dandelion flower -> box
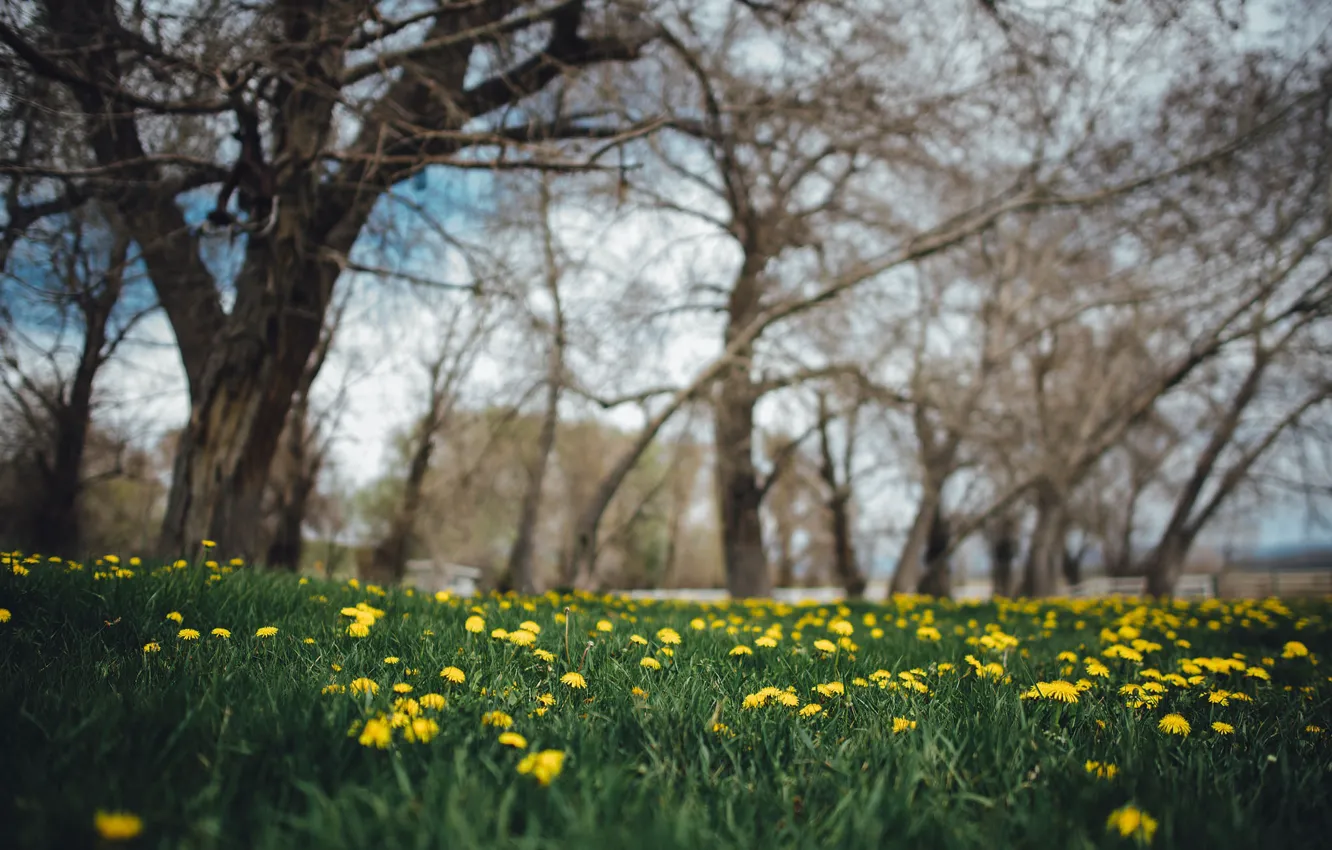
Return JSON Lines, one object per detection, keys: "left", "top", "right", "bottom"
{"left": 516, "top": 749, "right": 566, "bottom": 786}
{"left": 440, "top": 666, "right": 466, "bottom": 684}
{"left": 561, "top": 671, "right": 587, "bottom": 689}
{"left": 640, "top": 657, "right": 661, "bottom": 670}
{"left": 631, "top": 686, "right": 648, "bottom": 699}
{"left": 829, "top": 619, "right": 854, "bottom": 636}
{"left": 166, "top": 611, "right": 184, "bottom": 624}
{"left": 419, "top": 693, "right": 447, "bottom": 710}
{"left": 94, "top": 810, "right": 143, "bottom": 841}
{"left": 656, "top": 628, "right": 681, "bottom": 645}
{"left": 0, "top": 608, "right": 9, "bottom": 623}
{"left": 813, "top": 639, "right": 837, "bottom": 654}
{"left": 201, "top": 539, "right": 216, "bottom": 548}
{"left": 255, "top": 626, "right": 278, "bottom": 638}
{"left": 406, "top": 717, "right": 439, "bottom": 743}
{"left": 465, "top": 616, "right": 485, "bottom": 633}
{"left": 350, "top": 677, "right": 379, "bottom": 695}
{"left": 1212, "top": 721, "right": 1234, "bottom": 735}
{"left": 1158, "top": 713, "right": 1191, "bottom": 737}
{"left": 393, "top": 682, "right": 413, "bottom": 694}
{"left": 347, "top": 622, "right": 370, "bottom": 638}
{"left": 537, "top": 693, "right": 556, "bottom": 706}
{"left": 1282, "top": 641, "right": 1309, "bottom": 659}
{"left": 383, "top": 656, "right": 399, "bottom": 664}
{"left": 358, "top": 716, "right": 392, "bottom": 748}
{"left": 799, "top": 704, "right": 822, "bottom": 717}
{"left": 1084, "top": 761, "right": 1118, "bottom": 779}
{"left": 1306, "top": 725, "right": 1324, "bottom": 734}
{"left": 815, "top": 681, "right": 845, "bottom": 697}
{"left": 508, "top": 629, "right": 537, "bottom": 647}
{"left": 729, "top": 645, "right": 753, "bottom": 657}
{"left": 518, "top": 620, "right": 541, "bottom": 634}
{"left": 178, "top": 628, "right": 200, "bottom": 641}
{"left": 755, "top": 636, "right": 778, "bottom": 648}
{"left": 143, "top": 641, "right": 161, "bottom": 653}
{"left": 630, "top": 634, "right": 648, "bottom": 645}
{"left": 892, "top": 717, "right": 916, "bottom": 734}
{"left": 491, "top": 628, "right": 509, "bottom": 640}
{"left": 498, "top": 732, "right": 528, "bottom": 748}
{"left": 1245, "top": 666, "right": 1270, "bottom": 681}
{"left": 533, "top": 649, "right": 556, "bottom": 663}
{"left": 1024, "top": 680, "right": 1080, "bottom": 703}
{"left": 1105, "top": 804, "right": 1158, "bottom": 844}
{"left": 916, "top": 626, "right": 941, "bottom": 641}
{"left": 596, "top": 620, "right": 614, "bottom": 632}
{"left": 482, "top": 710, "right": 514, "bottom": 728}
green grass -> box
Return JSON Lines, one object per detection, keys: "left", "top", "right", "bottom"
{"left": 1, "top": 553, "right": 1329, "bottom": 849}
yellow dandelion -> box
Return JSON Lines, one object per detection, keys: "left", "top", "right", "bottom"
{"left": 498, "top": 732, "right": 528, "bottom": 748}
{"left": 347, "top": 621, "right": 370, "bottom": 638}
{"left": 1282, "top": 641, "right": 1309, "bottom": 659}
{"left": 178, "top": 628, "right": 200, "bottom": 641}
{"left": 384, "top": 656, "right": 400, "bottom": 664}
{"left": 729, "top": 645, "right": 753, "bottom": 657}
{"left": 143, "top": 642, "right": 161, "bottom": 653}
{"left": 393, "top": 683, "right": 413, "bottom": 694}
{"left": 94, "top": 810, "right": 143, "bottom": 841}
{"left": 465, "top": 615, "right": 485, "bottom": 633}
{"left": 537, "top": 692, "right": 556, "bottom": 706}
{"left": 1306, "top": 725, "right": 1324, "bottom": 734}
{"left": 166, "top": 611, "right": 184, "bottom": 624}
{"left": 812, "top": 639, "right": 837, "bottom": 654}
{"left": 656, "top": 627, "right": 681, "bottom": 645}
{"left": 210, "top": 628, "right": 230, "bottom": 639}
{"left": 640, "top": 657, "right": 662, "bottom": 670}
{"left": 1212, "top": 721, "right": 1234, "bottom": 735}
{"left": 799, "top": 704, "right": 822, "bottom": 717}
{"left": 519, "top": 620, "right": 542, "bottom": 634}
{"left": 358, "top": 716, "right": 392, "bottom": 748}
{"left": 419, "top": 693, "right": 447, "bottom": 710}
{"left": 631, "top": 687, "right": 648, "bottom": 699}
{"left": 755, "top": 636, "right": 778, "bottom": 648}
{"left": 0, "top": 608, "right": 9, "bottom": 623}
{"left": 533, "top": 649, "right": 556, "bottom": 663}
{"left": 516, "top": 749, "right": 566, "bottom": 786}
{"left": 507, "top": 629, "right": 537, "bottom": 647}
{"left": 254, "top": 626, "right": 278, "bottom": 638}
{"left": 596, "top": 620, "right": 614, "bottom": 632}
{"left": 1106, "top": 804, "right": 1158, "bottom": 844}
{"left": 630, "top": 634, "right": 648, "bottom": 645}
{"left": 1027, "top": 680, "right": 1080, "bottom": 703}
{"left": 406, "top": 717, "right": 439, "bottom": 743}
{"left": 561, "top": 671, "right": 587, "bottom": 689}
{"left": 201, "top": 539, "right": 216, "bottom": 548}
{"left": 1158, "top": 713, "right": 1191, "bottom": 737}
{"left": 892, "top": 717, "right": 916, "bottom": 734}
{"left": 440, "top": 666, "right": 466, "bottom": 684}
{"left": 482, "top": 710, "right": 514, "bottom": 728}
{"left": 350, "top": 677, "right": 379, "bottom": 695}
{"left": 829, "top": 619, "right": 854, "bottom": 636}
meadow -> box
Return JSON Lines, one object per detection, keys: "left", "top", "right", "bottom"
{"left": 1, "top": 550, "right": 1329, "bottom": 850}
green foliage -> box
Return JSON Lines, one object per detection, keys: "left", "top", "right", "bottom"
{"left": 1, "top": 553, "right": 1329, "bottom": 849}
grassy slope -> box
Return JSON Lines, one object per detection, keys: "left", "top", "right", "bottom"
{"left": 1, "top": 556, "right": 1329, "bottom": 850}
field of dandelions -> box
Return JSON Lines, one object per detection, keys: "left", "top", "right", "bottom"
{"left": 1, "top": 549, "right": 1329, "bottom": 849}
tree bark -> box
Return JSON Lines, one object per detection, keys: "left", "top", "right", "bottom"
{"left": 987, "top": 517, "right": 1018, "bottom": 598}
{"left": 816, "top": 396, "right": 865, "bottom": 598}
{"left": 916, "top": 501, "right": 952, "bottom": 598}
{"left": 1019, "top": 484, "right": 1065, "bottom": 597}
{"left": 890, "top": 484, "right": 941, "bottom": 594}
{"left": 715, "top": 362, "right": 771, "bottom": 598}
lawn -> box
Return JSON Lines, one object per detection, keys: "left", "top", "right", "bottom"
{"left": 1, "top": 550, "right": 1329, "bottom": 849}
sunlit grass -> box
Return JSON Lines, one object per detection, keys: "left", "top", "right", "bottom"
{"left": 1, "top": 550, "right": 1329, "bottom": 848}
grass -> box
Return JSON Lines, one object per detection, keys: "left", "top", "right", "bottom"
{"left": 1, "top": 551, "right": 1329, "bottom": 849}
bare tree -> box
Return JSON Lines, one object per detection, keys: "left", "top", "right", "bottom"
{"left": 1, "top": 0, "right": 660, "bottom": 558}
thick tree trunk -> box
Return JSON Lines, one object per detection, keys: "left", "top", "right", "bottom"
{"left": 890, "top": 484, "right": 941, "bottom": 594}
{"left": 916, "top": 502, "right": 952, "bottom": 598}
{"left": 988, "top": 518, "right": 1018, "bottom": 598}
{"left": 370, "top": 409, "right": 438, "bottom": 583}
{"left": 1143, "top": 530, "right": 1194, "bottom": 597}
{"left": 1019, "top": 486, "right": 1064, "bottom": 597}
{"left": 265, "top": 404, "right": 320, "bottom": 572}
{"left": 157, "top": 273, "right": 329, "bottom": 560}
{"left": 715, "top": 361, "right": 771, "bottom": 598}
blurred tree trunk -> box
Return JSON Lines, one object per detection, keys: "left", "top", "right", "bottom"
{"left": 506, "top": 177, "right": 564, "bottom": 595}
{"left": 1019, "top": 483, "right": 1065, "bottom": 597}
{"left": 917, "top": 502, "right": 952, "bottom": 598}
{"left": 987, "top": 516, "right": 1018, "bottom": 598}
{"left": 816, "top": 393, "right": 866, "bottom": 598}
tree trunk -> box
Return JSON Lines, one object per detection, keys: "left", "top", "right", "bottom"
{"left": 816, "top": 397, "right": 865, "bottom": 598}
{"left": 916, "top": 502, "right": 952, "bottom": 598}
{"left": 714, "top": 359, "right": 771, "bottom": 598}
{"left": 370, "top": 409, "right": 438, "bottom": 583}
{"left": 264, "top": 402, "right": 321, "bottom": 572}
{"left": 890, "top": 484, "right": 941, "bottom": 594}
{"left": 988, "top": 517, "right": 1018, "bottom": 598}
{"left": 507, "top": 375, "right": 560, "bottom": 594}
{"left": 1019, "top": 486, "right": 1064, "bottom": 597}
{"left": 1143, "top": 529, "right": 1194, "bottom": 597}
{"left": 505, "top": 176, "right": 564, "bottom": 595}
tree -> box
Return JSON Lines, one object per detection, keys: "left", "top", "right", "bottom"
{"left": 1, "top": 0, "right": 659, "bottom": 559}
{"left": 0, "top": 203, "right": 153, "bottom": 554}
